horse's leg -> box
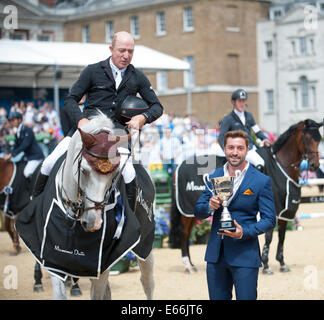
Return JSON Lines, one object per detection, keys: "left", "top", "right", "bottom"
{"left": 90, "top": 269, "right": 111, "bottom": 300}
{"left": 276, "top": 219, "right": 290, "bottom": 272}
{"left": 4, "top": 215, "right": 21, "bottom": 255}
{"left": 70, "top": 277, "right": 82, "bottom": 297}
{"left": 33, "top": 262, "right": 44, "bottom": 292}
{"left": 261, "top": 228, "right": 274, "bottom": 275}
{"left": 137, "top": 251, "right": 154, "bottom": 300}
{"left": 188, "top": 218, "right": 197, "bottom": 272}
{"left": 51, "top": 275, "right": 67, "bottom": 300}
{"left": 180, "top": 216, "right": 195, "bottom": 273}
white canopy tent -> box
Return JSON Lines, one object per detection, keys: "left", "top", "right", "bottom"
{"left": 0, "top": 40, "right": 190, "bottom": 115}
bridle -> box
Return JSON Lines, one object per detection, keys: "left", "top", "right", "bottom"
{"left": 59, "top": 143, "right": 130, "bottom": 222}
{"left": 288, "top": 123, "right": 320, "bottom": 172}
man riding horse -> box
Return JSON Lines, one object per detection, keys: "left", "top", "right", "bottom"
{"left": 4, "top": 111, "right": 44, "bottom": 185}
{"left": 218, "top": 89, "right": 271, "bottom": 172}
{"left": 32, "top": 31, "right": 163, "bottom": 209}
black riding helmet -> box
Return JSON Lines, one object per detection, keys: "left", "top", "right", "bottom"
{"left": 231, "top": 89, "right": 248, "bottom": 101}
{"left": 8, "top": 111, "right": 23, "bottom": 121}
{"left": 116, "top": 95, "right": 149, "bottom": 126}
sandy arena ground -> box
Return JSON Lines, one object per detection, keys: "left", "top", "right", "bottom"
{"left": 0, "top": 188, "right": 324, "bottom": 300}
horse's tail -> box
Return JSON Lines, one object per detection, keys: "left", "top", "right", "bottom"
{"left": 168, "top": 174, "right": 183, "bottom": 249}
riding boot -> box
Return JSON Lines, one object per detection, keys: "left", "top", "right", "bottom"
{"left": 125, "top": 178, "right": 137, "bottom": 212}
{"left": 32, "top": 173, "right": 49, "bottom": 198}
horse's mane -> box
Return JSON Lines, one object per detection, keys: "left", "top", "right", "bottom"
{"left": 272, "top": 121, "right": 301, "bottom": 154}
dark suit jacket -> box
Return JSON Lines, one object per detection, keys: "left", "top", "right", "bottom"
{"left": 218, "top": 110, "right": 267, "bottom": 150}
{"left": 11, "top": 125, "right": 44, "bottom": 161}
{"left": 194, "top": 165, "right": 276, "bottom": 268}
{"left": 64, "top": 57, "right": 163, "bottom": 129}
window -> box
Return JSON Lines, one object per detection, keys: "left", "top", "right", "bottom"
{"left": 291, "top": 40, "right": 296, "bottom": 56}
{"left": 309, "top": 38, "right": 315, "bottom": 54}
{"left": 10, "top": 29, "right": 29, "bottom": 40}
{"left": 299, "top": 37, "right": 307, "bottom": 55}
{"left": 265, "top": 41, "right": 272, "bottom": 59}
{"left": 130, "top": 16, "right": 140, "bottom": 39}
{"left": 156, "top": 71, "right": 168, "bottom": 91}
{"left": 183, "top": 7, "right": 194, "bottom": 32}
{"left": 292, "top": 88, "right": 298, "bottom": 109}
{"left": 311, "top": 86, "right": 316, "bottom": 107}
{"left": 266, "top": 90, "right": 274, "bottom": 112}
{"left": 106, "top": 21, "right": 114, "bottom": 44}
{"left": 183, "top": 56, "right": 195, "bottom": 88}
{"left": 82, "top": 25, "right": 90, "bottom": 43}
{"left": 270, "top": 7, "right": 284, "bottom": 20}
{"left": 156, "top": 12, "right": 166, "bottom": 36}
{"left": 300, "top": 76, "right": 309, "bottom": 108}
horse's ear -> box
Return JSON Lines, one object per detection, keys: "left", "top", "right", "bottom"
{"left": 78, "top": 128, "right": 97, "bottom": 148}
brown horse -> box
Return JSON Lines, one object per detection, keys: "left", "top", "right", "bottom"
{"left": 0, "top": 158, "right": 22, "bottom": 254}
{"left": 170, "top": 119, "right": 322, "bottom": 273}
{"left": 259, "top": 119, "right": 322, "bottom": 274}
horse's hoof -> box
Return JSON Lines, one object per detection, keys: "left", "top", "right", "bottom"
{"left": 280, "top": 265, "right": 290, "bottom": 272}
{"left": 262, "top": 268, "right": 274, "bottom": 275}
{"left": 70, "top": 285, "right": 82, "bottom": 297}
{"left": 191, "top": 265, "right": 198, "bottom": 272}
{"left": 9, "top": 246, "right": 22, "bottom": 256}
{"left": 33, "top": 283, "right": 44, "bottom": 292}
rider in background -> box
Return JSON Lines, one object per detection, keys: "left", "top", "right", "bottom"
{"left": 217, "top": 89, "right": 271, "bottom": 172}
{"left": 3, "top": 111, "right": 44, "bottom": 181}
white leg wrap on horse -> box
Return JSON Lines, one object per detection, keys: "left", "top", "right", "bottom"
{"left": 50, "top": 275, "right": 67, "bottom": 300}
{"left": 41, "top": 137, "right": 71, "bottom": 176}
{"left": 118, "top": 147, "right": 136, "bottom": 184}
{"left": 246, "top": 149, "right": 265, "bottom": 167}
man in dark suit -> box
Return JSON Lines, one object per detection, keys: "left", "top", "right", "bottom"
{"left": 217, "top": 89, "right": 271, "bottom": 171}
{"left": 4, "top": 111, "right": 44, "bottom": 179}
{"left": 33, "top": 31, "right": 163, "bottom": 210}
{"left": 194, "top": 130, "right": 276, "bottom": 300}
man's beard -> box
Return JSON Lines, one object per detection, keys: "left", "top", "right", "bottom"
{"left": 227, "top": 156, "right": 244, "bottom": 167}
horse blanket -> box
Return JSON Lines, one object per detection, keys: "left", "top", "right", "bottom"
{"left": 175, "top": 154, "right": 217, "bottom": 217}
{"left": 257, "top": 147, "right": 301, "bottom": 221}
{"left": 0, "top": 162, "right": 33, "bottom": 218}
{"left": 15, "top": 155, "right": 155, "bottom": 280}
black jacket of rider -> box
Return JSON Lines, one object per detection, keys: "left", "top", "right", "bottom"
{"left": 64, "top": 57, "right": 163, "bottom": 131}
{"left": 218, "top": 110, "right": 267, "bottom": 150}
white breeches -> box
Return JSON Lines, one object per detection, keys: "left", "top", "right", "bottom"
{"left": 24, "top": 159, "right": 42, "bottom": 178}
{"left": 40, "top": 137, "right": 136, "bottom": 183}
{"left": 41, "top": 136, "right": 72, "bottom": 176}
{"left": 246, "top": 148, "right": 265, "bottom": 167}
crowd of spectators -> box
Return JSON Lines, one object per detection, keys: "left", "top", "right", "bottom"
{"left": 1, "top": 101, "right": 279, "bottom": 174}
{"left": 0, "top": 100, "right": 63, "bottom": 156}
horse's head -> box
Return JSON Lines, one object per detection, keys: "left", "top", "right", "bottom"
{"left": 66, "top": 122, "right": 131, "bottom": 232}
{"left": 301, "top": 119, "right": 323, "bottom": 171}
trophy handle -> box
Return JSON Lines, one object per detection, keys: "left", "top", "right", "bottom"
{"left": 203, "top": 173, "right": 214, "bottom": 195}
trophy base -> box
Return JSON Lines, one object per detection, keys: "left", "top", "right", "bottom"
{"left": 218, "top": 220, "right": 236, "bottom": 233}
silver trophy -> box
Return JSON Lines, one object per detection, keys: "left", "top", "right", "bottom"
{"left": 203, "top": 174, "right": 236, "bottom": 232}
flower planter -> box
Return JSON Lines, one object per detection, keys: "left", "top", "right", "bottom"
{"left": 110, "top": 258, "right": 130, "bottom": 274}
{"left": 153, "top": 235, "right": 163, "bottom": 248}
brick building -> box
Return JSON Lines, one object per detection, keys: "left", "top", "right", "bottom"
{"left": 61, "top": 0, "right": 270, "bottom": 126}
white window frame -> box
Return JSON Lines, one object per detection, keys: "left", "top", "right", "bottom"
{"left": 183, "top": 7, "right": 194, "bottom": 32}
{"left": 183, "top": 56, "right": 195, "bottom": 88}
{"left": 264, "top": 41, "right": 272, "bottom": 59}
{"left": 266, "top": 89, "right": 274, "bottom": 113}
{"left": 130, "top": 16, "right": 140, "bottom": 39}
{"left": 156, "top": 11, "right": 166, "bottom": 36}
{"left": 156, "top": 71, "right": 168, "bottom": 91}
{"left": 270, "top": 7, "right": 285, "bottom": 20}
{"left": 300, "top": 76, "right": 309, "bottom": 108}
{"left": 82, "top": 25, "right": 90, "bottom": 43}
{"left": 105, "top": 20, "right": 114, "bottom": 44}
